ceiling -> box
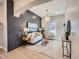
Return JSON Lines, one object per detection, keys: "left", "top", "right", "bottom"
{"left": 14, "top": 0, "right": 52, "bottom": 17}
{"left": 29, "top": 0, "right": 68, "bottom": 17}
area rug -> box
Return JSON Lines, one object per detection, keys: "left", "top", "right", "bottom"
{"left": 26, "top": 40, "right": 62, "bottom": 59}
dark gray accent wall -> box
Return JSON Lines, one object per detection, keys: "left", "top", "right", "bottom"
{"left": 7, "top": 0, "right": 41, "bottom": 51}
{"left": 19, "top": 10, "right": 41, "bottom": 28}
{"left": 7, "top": 16, "right": 22, "bottom": 52}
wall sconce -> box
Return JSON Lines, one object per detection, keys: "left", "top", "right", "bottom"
{"left": 23, "top": 27, "right": 29, "bottom": 32}
{"left": 23, "top": 27, "right": 29, "bottom": 35}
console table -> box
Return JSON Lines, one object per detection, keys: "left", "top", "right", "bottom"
{"left": 62, "top": 40, "right": 72, "bottom": 59}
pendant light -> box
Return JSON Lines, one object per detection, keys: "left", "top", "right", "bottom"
{"left": 44, "top": 9, "right": 50, "bottom": 22}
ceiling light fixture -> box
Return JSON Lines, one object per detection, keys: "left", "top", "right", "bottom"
{"left": 56, "top": 11, "right": 58, "bottom": 14}
{"left": 33, "top": 6, "right": 36, "bottom": 9}
{"left": 43, "top": 9, "right": 50, "bottom": 22}
{"left": 52, "top": 0, "right": 56, "bottom": 2}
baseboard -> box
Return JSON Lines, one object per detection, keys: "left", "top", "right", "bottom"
{"left": 0, "top": 46, "right": 7, "bottom": 53}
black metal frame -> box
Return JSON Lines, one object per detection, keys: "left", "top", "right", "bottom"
{"left": 62, "top": 40, "right": 71, "bottom": 59}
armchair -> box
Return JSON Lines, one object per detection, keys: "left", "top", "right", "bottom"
{"left": 46, "top": 32, "right": 55, "bottom": 40}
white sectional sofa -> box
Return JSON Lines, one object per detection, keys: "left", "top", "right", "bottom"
{"left": 23, "top": 32, "right": 42, "bottom": 44}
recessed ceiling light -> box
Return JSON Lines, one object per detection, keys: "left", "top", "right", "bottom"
{"left": 56, "top": 11, "right": 58, "bottom": 14}
{"left": 53, "top": 0, "right": 56, "bottom": 2}
{"left": 33, "top": 6, "right": 36, "bottom": 9}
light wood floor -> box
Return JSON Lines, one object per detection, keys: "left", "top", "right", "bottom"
{"left": 5, "top": 47, "right": 51, "bottom": 59}
{"left": 0, "top": 40, "right": 69, "bottom": 59}
{"left": 0, "top": 37, "right": 79, "bottom": 59}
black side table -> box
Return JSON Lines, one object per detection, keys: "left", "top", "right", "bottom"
{"left": 62, "top": 40, "right": 72, "bottom": 59}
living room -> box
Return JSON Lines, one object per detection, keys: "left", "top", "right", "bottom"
{"left": 0, "top": 0, "right": 79, "bottom": 59}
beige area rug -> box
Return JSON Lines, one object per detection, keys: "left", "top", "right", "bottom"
{"left": 26, "top": 40, "right": 62, "bottom": 59}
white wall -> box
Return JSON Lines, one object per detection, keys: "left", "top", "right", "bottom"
{"left": 0, "top": 3, "right": 3, "bottom": 48}
{"left": 42, "top": 14, "right": 65, "bottom": 39}
{"left": 0, "top": 4, "right": 3, "bottom": 22}
{"left": 65, "top": 0, "right": 79, "bottom": 59}
{"left": 3, "top": 0, "right": 7, "bottom": 52}
{"left": 0, "top": 0, "right": 7, "bottom": 52}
